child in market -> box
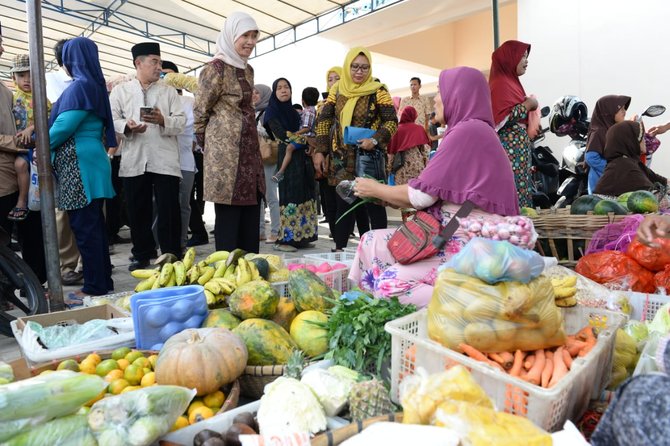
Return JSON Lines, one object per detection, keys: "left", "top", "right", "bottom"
{"left": 272, "top": 87, "right": 320, "bottom": 183}
{"left": 8, "top": 54, "right": 51, "bottom": 221}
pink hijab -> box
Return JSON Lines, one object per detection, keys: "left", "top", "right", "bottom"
{"left": 409, "top": 67, "right": 520, "bottom": 216}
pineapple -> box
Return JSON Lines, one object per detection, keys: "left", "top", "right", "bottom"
{"left": 283, "top": 350, "right": 306, "bottom": 379}
{"left": 348, "top": 379, "right": 395, "bottom": 422}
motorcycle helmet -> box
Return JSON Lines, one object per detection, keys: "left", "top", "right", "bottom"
{"left": 549, "top": 96, "right": 589, "bottom": 137}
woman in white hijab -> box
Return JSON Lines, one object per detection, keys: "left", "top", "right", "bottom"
{"left": 193, "top": 12, "right": 266, "bottom": 253}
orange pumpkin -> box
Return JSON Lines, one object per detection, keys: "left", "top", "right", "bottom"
{"left": 154, "top": 328, "right": 248, "bottom": 396}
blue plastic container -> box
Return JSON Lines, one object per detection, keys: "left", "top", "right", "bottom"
{"left": 130, "top": 285, "right": 208, "bottom": 350}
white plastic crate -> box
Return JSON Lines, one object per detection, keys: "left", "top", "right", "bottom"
{"left": 270, "top": 259, "right": 347, "bottom": 298}
{"left": 627, "top": 291, "right": 670, "bottom": 321}
{"left": 304, "top": 250, "right": 357, "bottom": 267}
{"left": 300, "top": 257, "right": 353, "bottom": 292}
{"left": 385, "top": 306, "right": 625, "bottom": 432}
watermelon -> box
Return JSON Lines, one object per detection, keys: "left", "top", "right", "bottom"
{"left": 288, "top": 269, "right": 335, "bottom": 312}
{"left": 617, "top": 192, "right": 633, "bottom": 209}
{"left": 593, "top": 199, "right": 627, "bottom": 215}
{"left": 232, "top": 318, "right": 297, "bottom": 365}
{"left": 228, "top": 280, "right": 279, "bottom": 320}
{"left": 570, "top": 195, "right": 602, "bottom": 215}
{"left": 627, "top": 190, "right": 659, "bottom": 214}
{"left": 201, "top": 309, "right": 241, "bottom": 330}
{"left": 289, "top": 310, "right": 329, "bottom": 358}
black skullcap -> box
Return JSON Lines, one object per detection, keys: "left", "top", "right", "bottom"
{"left": 161, "top": 60, "right": 178, "bottom": 73}
{"left": 131, "top": 42, "right": 160, "bottom": 61}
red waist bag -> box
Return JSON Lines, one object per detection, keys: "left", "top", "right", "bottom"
{"left": 388, "top": 201, "right": 474, "bottom": 264}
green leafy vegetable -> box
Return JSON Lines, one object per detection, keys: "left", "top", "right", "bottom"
{"left": 324, "top": 292, "right": 416, "bottom": 379}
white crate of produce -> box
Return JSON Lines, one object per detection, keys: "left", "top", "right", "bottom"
{"left": 627, "top": 291, "right": 670, "bottom": 321}
{"left": 385, "top": 306, "right": 625, "bottom": 432}
{"left": 304, "top": 251, "right": 357, "bottom": 267}
{"left": 300, "top": 257, "right": 353, "bottom": 292}
{"left": 270, "top": 259, "right": 346, "bottom": 298}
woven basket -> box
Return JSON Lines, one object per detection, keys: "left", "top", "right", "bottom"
{"left": 530, "top": 208, "right": 626, "bottom": 267}
{"left": 217, "top": 379, "right": 240, "bottom": 414}
{"left": 311, "top": 412, "right": 403, "bottom": 446}
{"left": 238, "top": 364, "right": 286, "bottom": 400}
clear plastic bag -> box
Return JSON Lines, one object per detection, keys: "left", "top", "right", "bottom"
{"left": 88, "top": 385, "right": 195, "bottom": 446}
{"left": 457, "top": 216, "right": 538, "bottom": 249}
{"left": 3, "top": 414, "right": 96, "bottom": 446}
{"left": 428, "top": 269, "right": 566, "bottom": 352}
{"left": 443, "top": 238, "right": 545, "bottom": 284}
{"left": 0, "top": 371, "right": 106, "bottom": 442}
{"left": 27, "top": 319, "right": 119, "bottom": 349}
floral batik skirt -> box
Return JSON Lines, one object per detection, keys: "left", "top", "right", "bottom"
{"left": 348, "top": 228, "right": 464, "bottom": 308}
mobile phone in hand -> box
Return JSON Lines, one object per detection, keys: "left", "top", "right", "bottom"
{"left": 140, "top": 107, "right": 153, "bottom": 121}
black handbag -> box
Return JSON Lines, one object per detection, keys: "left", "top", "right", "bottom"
{"left": 391, "top": 151, "right": 406, "bottom": 174}
{"left": 355, "top": 147, "right": 386, "bottom": 181}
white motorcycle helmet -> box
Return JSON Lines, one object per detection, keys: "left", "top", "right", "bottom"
{"left": 549, "top": 96, "right": 589, "bottom": 137}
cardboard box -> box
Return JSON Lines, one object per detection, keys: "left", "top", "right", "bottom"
{"left": 11, "top": 304, "right": 135, "bottom": 365}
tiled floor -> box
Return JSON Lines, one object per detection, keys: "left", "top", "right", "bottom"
{"left": 0, "top": 203, "right": 402, "bottom": 361}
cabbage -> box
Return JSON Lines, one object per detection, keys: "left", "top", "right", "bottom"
{"left": 257, "top": 377, "right": 327, "bottom": 435}
{"left": 624, "top": 320, "right": 650, "bottom": 347}
{"left": 648, "top": 303, "right": 670, "bottom": 335}
{"left": 301, "top": 369, "right": 354, "bottom": 417}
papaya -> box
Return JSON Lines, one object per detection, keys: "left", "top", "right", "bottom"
{"left": 232, "top": 319, "right": 297, "bottom": 365}
{"left": 290, "top": 310, "right": 329, "bottom": 357}
{"left": 201, "top": 309, "right": 241, "bottom": 330}
{"left": 569, "top": 195, "right": 602, "bottom": 215}
{"left": 288, "top": 269, "right": 334, "bottom": 312}
{"left": 270, "top": 297, "right": 298, "bottom": 332}
{"left": 593, "top": 199, "right": 627, "bottom": 215}
{"left": 228, "top": 280, "right": 279, "bottom": 320}
{"left": 627, "top": 190, "right": 659, "bottom": 213}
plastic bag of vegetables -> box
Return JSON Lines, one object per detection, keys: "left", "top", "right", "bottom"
{"left": 2, "top": 414, "right": 96, "bottom": 446}
{"left": 427, "top": 269, "right": 566, "bottom": 353}
{"left": 443, "top": 238, "right": 545, "bottom": 284}
{"left": 87, "top": 385, "right": 195, "bottom": 446}
{"left": 457, "top": 215, "right": 538, "bottom": 249}
{"left": 0, "top": 370, "right": 106, "bottom": 442}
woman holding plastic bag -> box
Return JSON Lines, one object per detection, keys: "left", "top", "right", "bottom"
{"left": 349, "top": 67, "right": 521, "bottom": 307}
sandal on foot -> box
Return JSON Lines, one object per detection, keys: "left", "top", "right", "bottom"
{"left": 273, "top": 243, "right": 297, "bottom": 253}
{"left": 64, "top": 291, "right": 87, "bottom": 308}
{"left": 7, "top": 207, "right": 29, "bottom": 221}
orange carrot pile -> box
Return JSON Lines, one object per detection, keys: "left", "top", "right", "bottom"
{"left": 457, "top": 325, "right": 597, "bottom": 389}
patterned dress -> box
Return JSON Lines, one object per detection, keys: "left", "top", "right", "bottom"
{"left": 388, "top": 144, "right": 429, "bottom": 185}
{"left": 497, "top": 103, "right": 533, "bottom": 208}
{"left": 266, "top": 119, "right": 318, "bottom": 247}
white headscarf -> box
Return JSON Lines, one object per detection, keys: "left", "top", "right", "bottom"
{"left": 213, "top": 12, "right": 259, "bottom": 69}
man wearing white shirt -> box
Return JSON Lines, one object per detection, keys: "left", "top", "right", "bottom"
{"left": 109, "top": 42, "right": 185, "bottom": 270}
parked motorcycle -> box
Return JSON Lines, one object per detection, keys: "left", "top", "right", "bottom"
{"left": 530, "top": 106, "right": 560, "bottom": 208}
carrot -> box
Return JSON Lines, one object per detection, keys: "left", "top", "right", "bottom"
{"left": 577, "top": 327, "right": 597, "bottom": 357}
{"left": 541, "top": 357, "right": 553, "bottom": 388}
{"left": 566, "top": 339, "right": 587, "bottom": 357}
{"left": 490, "top": 352, "right": 514, "bottom": 370}
{"left": 459, "top": 343, "right": 505, "bottom": 371}
{"left": 524, "top": 349, "right": 545, "bottom": 386}
{"left": 524, "top": 355, "right": 536, "bottom": 371}
{"left": 509, "top": 349, "right": 525, "bottom": 377}
{"left": 548, "top": 347, "right": 569, "bottom": 387}
{"left": 562, "top": 347, "right": 573, "bottom": 369}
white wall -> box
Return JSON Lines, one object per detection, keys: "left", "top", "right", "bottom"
{"left": 518, "top": 0, "right": 670, "bottom": 177}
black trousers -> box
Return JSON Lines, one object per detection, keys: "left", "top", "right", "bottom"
{"left": 124, "top": 172, "right": 181, "bottom": 261}
{"left": 0, "top": 192, "right": 46, "bottom": 283}
{"left": 106, "top": 156, "right": 126, "bottom": 239}
{"left": 189, "top": 152, "right": 207, "bottom": 238}
{"left": 69, "top": 199, "right": 113, "bottom": 295}
{"left": 324, "top": 185, "right": 387, "bottom": 249}
{"left": 214, "top": 202, "right": 260, "bottom": 253}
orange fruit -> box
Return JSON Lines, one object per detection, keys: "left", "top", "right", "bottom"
{"left": 147, "top": 354, "right": 158, "bottom": 370}
{"left": 116, "top": 358, "right": 130, "bottom": 371}
{"left": 203, "top": 390, "right": 225, "bottom": 408}
{"left": 188, "top": 406, "right": 214, "bottom": 425}
{"left": 95, "top": 359, "right": 119, "bottom": 377}
{"left": 125, "top": 351, "right": 144, "bottom": 363}
{"left": 85, "top": 353, "right": 102, "bottom": 365}
{"left": 133, "top": 356, "right": 150, "bottom": 370}
{"left": 124, "top": 364, "right": 144, "bottom": 385}
{"left": 187, "top": 400, "right": 205, "bottom": 415}
{"left": 111, "top": 347, "right": 131, "bottom": 360}
{"left": 57, "top": 359, "right": 80, "bottom": 372}
{"left": 140, "top": 371, "right": 155, "bottom": 387}
{"left": 171, "top": 415, "right": 189, "bottom": 432}
{"left": 104, "top": 369, "right": 124, "bottom": 382}
{"left": 108, "top": 378, "right": 129, "bottom": 395}
{"left": 121, "top": 385, "right": 141, "bottom": 394}
{"left": 78, "top": 359, "right": 97, "bottom": 375}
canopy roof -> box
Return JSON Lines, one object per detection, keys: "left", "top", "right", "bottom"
{"left": 1, "top": 0, "right": 403, "bottom": 78}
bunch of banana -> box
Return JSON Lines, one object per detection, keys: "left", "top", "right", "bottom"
{"left": 551, "top": 276, "right": 578, "bottom": 307}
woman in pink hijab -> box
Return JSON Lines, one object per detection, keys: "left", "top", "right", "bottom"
{"left": 350, "top": 67, "right": 519, "bottom": 307}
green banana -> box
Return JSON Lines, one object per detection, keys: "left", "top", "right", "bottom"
{"left": 182, "top": 247, "right": 196, "bottom": 271}
{"left": 173, "top": 260, "right": 186, "bottom": 286}
{"left": 204, "top": 289, "right": 216, "bottom": 305}
{"left": 204, "top": 280, "right": 222, "bottom": 295}
{"left": 166, "top": 272, "right": 176, "bottom": 287}
{"left": 204, "top": 250, "right": 230, "bottom": 265}
{"left": 223, "top": 264, "right": 237, "bottom": 281}
{"left": 130, "top": 268, "right": 159, "bottom": 279}
{"left": 151, "top": 275, "right": 162, "bottom": 289}
{"left": 158, "top": 262, "right": 174, "bottom": 287}
{"left": 213, "top": 261, "right": 228, "bottom": 278}
{"left": 135, "top": 273, "right": 159, "bottom": 292}
{"left": 197, "top": 266, "right": 216, "bottom": 285}
{"left": 247, "top": 261, "right": 261, "bottom": 281}
{"left": 212, "top": 278, "right": 236, "bottom": 294}
{"left": 236, "top": 258, "right": 251, "bottom": 286}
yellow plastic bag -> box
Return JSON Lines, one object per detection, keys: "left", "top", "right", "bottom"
{"left": 427, "top": 269, "right": 566, "bottom": 352}
{"left": 433, "top": 400, "right": 552, "bottom": 446}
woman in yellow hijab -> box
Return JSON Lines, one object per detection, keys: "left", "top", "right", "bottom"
{"left": 313, "top": 47, "right": 398, "bottom": 252}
